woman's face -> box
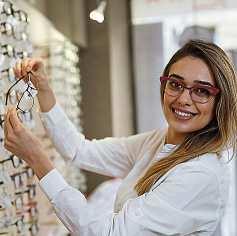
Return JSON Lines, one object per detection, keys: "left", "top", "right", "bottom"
{"left": 163, "top": 56, "right": 217, "bottom": 144}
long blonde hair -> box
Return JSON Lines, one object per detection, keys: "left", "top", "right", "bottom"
{"left": 135, "top": 40, "right": 237, "bottom": 196}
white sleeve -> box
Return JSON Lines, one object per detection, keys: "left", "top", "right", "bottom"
{"left": 40, "top": 103, "right": 156, "bottom": 178}
{"left": 39, "top": 163, "right": 221, "bottom": 236}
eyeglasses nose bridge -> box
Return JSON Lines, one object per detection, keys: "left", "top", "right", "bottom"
{"left": 178, "top": 85, "right": 193, "bottom": 99}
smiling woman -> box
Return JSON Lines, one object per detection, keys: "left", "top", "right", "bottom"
{"left": 136, "top": 40, "right": 237, "bottom": 195}
{"left": 162, "top": 56, "right": 218, "bottom": 142}
{"left": 3, "top": 40, "right": 237, "bottom": 236}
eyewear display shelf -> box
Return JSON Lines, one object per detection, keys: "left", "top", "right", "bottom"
{"left": 0, "top": 0, "right": 39, "bottom": 235}
{"left": 0, "top": 1, "right": 86, "bottom": 235}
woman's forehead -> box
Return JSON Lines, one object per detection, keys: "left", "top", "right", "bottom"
{"left": 169, "top": 56, "right": 215, "bottom": 85}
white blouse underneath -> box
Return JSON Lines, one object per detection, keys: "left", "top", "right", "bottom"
{"left": 39, "top": 104, "right": 230, "bottom": 236}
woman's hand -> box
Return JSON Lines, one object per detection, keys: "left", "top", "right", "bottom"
{"left": 14, "top": 58, "right": 56, "bottom": 112}
{"left": 4, "top": 107, "right": 54, "bottom": 179}
{"left": 14, "top": 58, "right": 50, "bottom": 92}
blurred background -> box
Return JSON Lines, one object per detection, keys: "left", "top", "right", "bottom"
{"left": 0, "top": 0, "right": 236, "bottom": 235}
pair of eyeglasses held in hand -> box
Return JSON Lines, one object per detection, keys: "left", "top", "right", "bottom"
{"left": 0, "top": 71, "right": 37, "bottom": 127}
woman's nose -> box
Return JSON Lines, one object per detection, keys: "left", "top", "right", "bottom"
{"left": 176, "top": 88, "right": 193, "bottom": 105}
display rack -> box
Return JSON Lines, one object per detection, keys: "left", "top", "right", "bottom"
{"left": 0, "top": 0, "right": 39, "bottom": 235}
{"left": 0, "top": 1, "right": 86, "bottom": 235}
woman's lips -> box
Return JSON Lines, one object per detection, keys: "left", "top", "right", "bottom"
{"left": 171, "top": 107, "right": 197, "bottom": 120}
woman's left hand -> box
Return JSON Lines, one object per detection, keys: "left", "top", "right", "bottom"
{"left": 3, "top": 107, "right": 54, "bottom": 179}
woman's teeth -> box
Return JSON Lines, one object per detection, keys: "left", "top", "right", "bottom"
{"left": 173, "top": 109, "right": 194, "bottom": 119}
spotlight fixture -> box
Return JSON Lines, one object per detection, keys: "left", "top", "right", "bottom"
{"left": 89, "top": 0, "right": 107, "bottom": 23}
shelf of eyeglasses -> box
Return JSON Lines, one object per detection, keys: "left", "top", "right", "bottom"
{"left": 35, "top": 39, "right": 78, "bottom": 51}
{"left": 35, "top": 40, "right": 78, "bottom": 54}
{"left": 1, "top": 166, "right": 35, "bottom": 186}
{"left": 52, "top": 78, "right": 81, "bottom": 87}
{"left": 63, "top": 108, "right": 81, "bottom": 118}
{"left": 54, "top": 92, "right": 81, "bottom": 102}
{"left": 40, "top": 50, "right": 78, "bottom": 60}
{"left": 0, "top": 158, "right": 34, "bottom": 172}
{"left": 48, "top": 40, "right": 78, "bottom": 52}
{"left": 0, "top": 189, "right": 38, "bottom": 214}
{"left": 0, "top": 20, "right": 28, "bottom": 36}
{"left": 0, "top": 67, "right": 16, "bottom": 84}
{"left": 54, "top": 93, "right": 82, "bottom": 103}
{"left": 0, "top": 40, "right": 31, "bottom": 55}
{"left": 45, "top": 65, "right": 80, "bottom": 77}
{"left": 67, "top": 109, "right": 81, "bottom": 118}
{"left": 59, "top": 98, "right": 81, "bottom": 108}
{"left": 0, "top": 1, "right": 29, "bottom": 25}
{"left": 51, "top": 75, "right": 81, "bottom": 85}
{"left": 0, "top": 213, "right": 39, "bottom": 236}
{"left": 42, "top": 51, "right": 79, "bottom": 64}
{"left": 49, "top": 78, "right": 81, "bottom": 88}
{"left": 53, "top": 91, "right": 81, "bottom": 102}
{"left": 53, "top": 99, "right": 81, "bottom": 110}
{"left": 0, "top": 188, "right": 38, "bottom": 234}
{"left": 0, "top": 43, "right": 32, "bottom": 61}
{"left": 51, "top": 85, "right": 81, "bottom": 97}
{"left": 0, "top": 166, "right": 35, "bottom": 193}
{"left": 49, "top": 75, "right": 81, "bottom": 85}
{"left": 55, "top": 93, "right": 82, "bottom": 102}
{"left": 0, "top": 185, "right": 37, "bottom": 211}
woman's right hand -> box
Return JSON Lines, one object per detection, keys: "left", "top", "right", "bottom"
{"left": 14, "top": 58, "right": 50, "bottom": 92}
{"left": 14, "top": 58, "right": 56, "bottom": 112}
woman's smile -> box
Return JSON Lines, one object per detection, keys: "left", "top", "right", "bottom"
{"left": 171, "top": 106, "right": 198, "bottom": 120}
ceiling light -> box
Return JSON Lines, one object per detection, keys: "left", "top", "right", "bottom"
{"left": 89, "top": 0, "right": 107, "bottom": 23}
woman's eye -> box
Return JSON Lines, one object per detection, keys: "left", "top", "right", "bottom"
{"left": 169, "top": 80, "right": 183, "bottom": 90}
{"left": 194, "top": 87, "right": 211, "bottom": 97}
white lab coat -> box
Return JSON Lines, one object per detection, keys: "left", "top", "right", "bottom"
{"left": 39, "top": 104, "right": 230, "bottom": 236}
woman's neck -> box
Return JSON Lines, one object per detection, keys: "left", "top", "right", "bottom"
{"left": 166, "top": 128, "right": 187, "bottom": 145}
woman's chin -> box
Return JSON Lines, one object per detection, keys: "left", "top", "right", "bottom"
{"left": 168, "top": 120, "right": 198, "bottom": 136}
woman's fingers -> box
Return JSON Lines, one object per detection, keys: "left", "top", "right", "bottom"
{"left": 13, "top": 58, "right": 50, "bottom": 92}
{"left": 4, "top": 108, "right": 24, "bottom": 154}
{"left": 4, "top": 108, "right": 22, "bottom": 132}
{"left": 22, "top": 58, "right": 31, "bottom": 74}
{"left": 14, "top": 58, "right": 44, "bottom": 80}
{"left": 4, "top": 107, "right": 14, "bottom": 138}
{"left": 14, "top": 59, "right": 32, "bottom": 83}
{"left": 8, "top": 108, "right": 22, "bottom": 132}
{"left": 3, "top": 107, "right": 50, "bottom": 169}
{"left": 14, "top": 61, "right": 22, "bottom": 78}
{"left": 22, "top": 58, "right": 36, "bottom": 72}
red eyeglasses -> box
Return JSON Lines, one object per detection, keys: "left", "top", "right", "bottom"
{"left": 160, "top": 76, "right": 220, "bottom": 104}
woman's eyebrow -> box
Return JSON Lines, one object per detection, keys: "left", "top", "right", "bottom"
{"left": 169, "top": 73, "right": 184, "bottom": 80}
{"left": 170, "top": 73, "right": 215, "bottom": 87}
{"left": 194, "top": 80, "right": 214, "bottom": 87}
